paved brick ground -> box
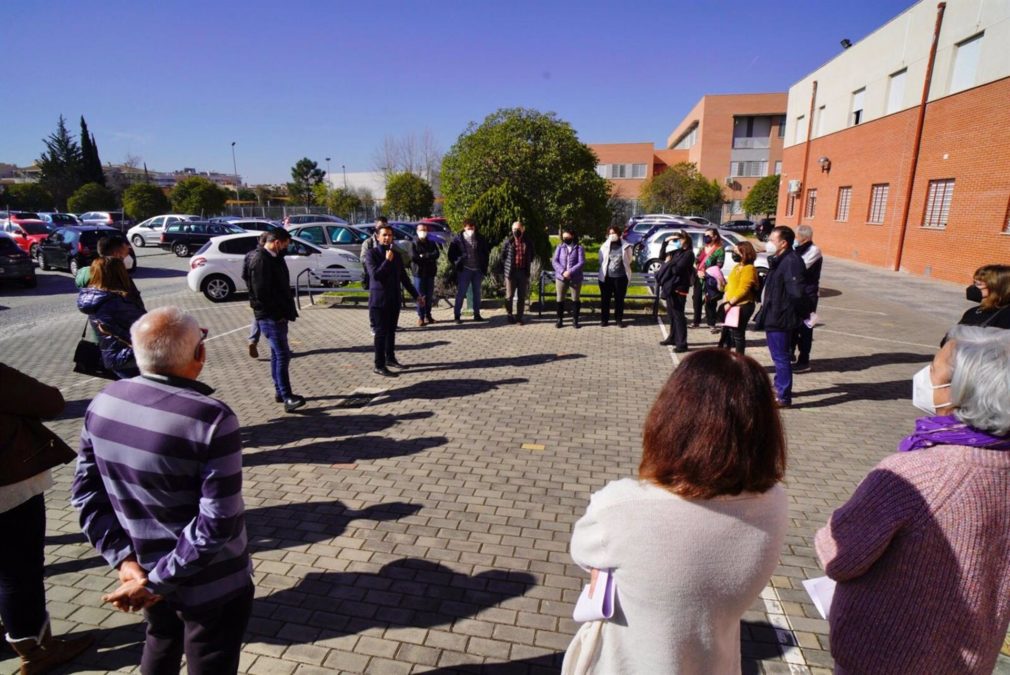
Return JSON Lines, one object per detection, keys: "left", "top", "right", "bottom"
{"left": 2, "top": 257, "right": 1005, "bottom": 674}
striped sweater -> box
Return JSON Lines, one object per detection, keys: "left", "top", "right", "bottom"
{"left": 71, "top": 374, "right": 250, "bottom": 610}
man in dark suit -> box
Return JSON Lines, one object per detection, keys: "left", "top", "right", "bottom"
{"left": 365, "top": 224, "right": 422, "bottom": 377}
{"left": 447, "top": 219, "right": 490, "bottom": 323}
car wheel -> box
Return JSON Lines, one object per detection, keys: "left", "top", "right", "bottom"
{"left": 29, "top": 243, "right": 39, "bottom": 259}
{"left": 131, "top": 234, "right": 145, "bottom": 248}
{"left": 69, "top": 259, "right": 80, "bottom": 276}
{"left": 646, "top": 259, "right": 662, "bottom": 275}
{"left": 173, "top": 242, "right": 191, "bottom": 257}
{"left": 37, "top": 250, "right": 49, "bottom": 270}
{"left": 21, "top": 274, "right": 37, "bottom": 289}
{"left": 201, "top": 275, "right": 235, "bottom": 302}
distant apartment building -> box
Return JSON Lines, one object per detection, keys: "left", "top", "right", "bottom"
{"left": 590, "top": 93, "right": 787, "bottom": 221}
{"left": 777, "top": 0, "right": 1010, "bottom": 282}
{"left": 0, "top": 162, "right": 240, "bottom": 191}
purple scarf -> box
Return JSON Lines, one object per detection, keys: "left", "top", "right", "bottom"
{"left": 898, "top": 415, "right": 1010, "bottom": 452}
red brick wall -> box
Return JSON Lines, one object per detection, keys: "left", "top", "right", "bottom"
{"left": 776, "top": 76, "right": 1010, "bottom": 282}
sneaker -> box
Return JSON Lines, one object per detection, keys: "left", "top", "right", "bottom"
{"left": 248, "top": 342, "right": 259, "bottom": 358}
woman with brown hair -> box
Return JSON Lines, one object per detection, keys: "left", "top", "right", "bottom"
{"left": 563, "top": 349, "right": 788, "bottom": 673}
{"left": 957, "top": 264, "right": 1010, "bottom": 331}
{"left": 77, "top": 257, "right": 146, "bottom": 379}
{"left": 719, "top": 240, "right": 761, "bottom": 353}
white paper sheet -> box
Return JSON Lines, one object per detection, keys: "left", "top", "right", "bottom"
{"left": 802, "top": 576, "right": 836, "bottom": 619}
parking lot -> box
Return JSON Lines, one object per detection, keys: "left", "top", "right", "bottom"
{"left": 2, "top": 250, "right": 1005, "bottom": 674}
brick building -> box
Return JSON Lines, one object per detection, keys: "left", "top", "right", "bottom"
{"left": 777, "top": 0, "right": 1010, "bottom": 283}
{"left": 587, "top": 142, "right": 687, "bottom": 210}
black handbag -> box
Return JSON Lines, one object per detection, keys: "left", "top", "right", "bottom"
{"left": 752, "top": 305, "right": 767, "bottom": 330}
{"left": 72, "top": 320, "right": 115, "bottom": 379}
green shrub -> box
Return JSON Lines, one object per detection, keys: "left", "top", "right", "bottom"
{"left": 67, "top": 182, "right": 116, "bottom": 212}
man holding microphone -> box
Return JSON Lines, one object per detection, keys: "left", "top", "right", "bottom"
{"left": 365, "top": 224, "right": 423, "bottom": 377}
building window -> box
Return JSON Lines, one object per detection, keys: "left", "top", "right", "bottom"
{"left": 730, "top": 160, "right": 768, "bottom": 177}
{"left": 778, "top": 115, "right": 786, "bottom": 138}
{"left": 814, "top": 105, "right": 826, "bottom": 137}
{"left": 1004, "top": 196, "right": 1010, "bottom": 233}
{"left": 673, "top": 124, "right": 698, "bottom": 150}
{"left": 795, "top": 115, "right": 807, "bottom": 143}
{"left": 786, "top": 194, "right": 796, "bottom": 217}
{"left": 804, "top": 189, "right": 817, "bottom": 218}
{"left": 836, "top": 186, "right": 852, "bottom": 222}
{"left": 923, "top": 179, "right": 954, "bottom": 229}
{"left": 868, "top": 184, "right": 890, "bottom": 224}
{"left": 631, "top": 164, "right": 647, "bottom": 179}
{"left": 730, "top": 200, "right": 743, "bottom": 214}
{"left": 851, "top": 88, "right": 865, "bottom": 126}
{"left": 950, "top": 32, "right": 984, "bottom": 94}
{"left": 886, "top": 69, "right": 907, "bottom": 114}
{"left": 774, "top": 160, "right": 782, "bottom": 175}
{"left": 595, "top": 164, "right": 607, "bottom": 178}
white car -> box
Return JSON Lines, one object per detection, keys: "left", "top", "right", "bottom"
{"left": 127, "top": 214, "right": 200, "bottom": 247}
{"left": 187, "top": 232, "right": 363, "bottom": 302}
{"left": 637, "top": 227, "right": 769, "bottom": 279}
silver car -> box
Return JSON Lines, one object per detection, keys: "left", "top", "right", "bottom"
{"left": 127, "top": 214, "right": 200, "bottom": 247}
{"left": 637, "top": 227, "right": 768, "bottom": 279}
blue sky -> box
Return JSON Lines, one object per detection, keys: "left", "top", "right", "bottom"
{"left": 4, "top": 0, "right": 913, "bottom": 185}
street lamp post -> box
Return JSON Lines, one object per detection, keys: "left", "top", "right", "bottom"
{"left": 342, "top": 164, "right": 347, "bottom": 190}
{"left": 325, "top": 157, "right": 331, "bottom": 189}
{"left": 230, "top": 141, "right": 239, "bottom": 203}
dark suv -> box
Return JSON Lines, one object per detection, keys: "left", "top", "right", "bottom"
{"left": 37, "top": 226, "right": 124, "bottom": 275}
{"left": 160, "top": 221, "right": 244, "bottom": 257}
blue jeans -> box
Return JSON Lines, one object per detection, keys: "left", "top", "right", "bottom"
{"left": 454, "top": 268, "right": 483, "bottom": 318}
{"left": 766, "top": 330, "right": 793, "bottom": 404}
{"left": 414, "top": 275, "right": 435, "bottom": 319}
{"left": 258, "top": 318, "right": 292, "bottom": 399}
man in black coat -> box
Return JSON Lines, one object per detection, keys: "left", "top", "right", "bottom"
{"left": 656, "top": 234, "right": 695, "bottom": 351}
{"left": 411, "top": 222, "right": 440, "bottom": 327}
{"left": 248, "top": 228, "right": 305, "bottom": 412}
{"left": 365, "top": 224, "right": 422, "bottom": 377}
{"left": 447, "top": 219, "right": 490, "bottom": 324}
{"left": 760, "top": 226, "right": 808, "bottom": 407}
{"left": 501, "top": 221, "right": 534, "bottom": 325}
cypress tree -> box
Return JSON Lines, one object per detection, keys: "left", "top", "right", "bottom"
{"left": 37, "top": 115, "right": 83, "bottom": 211}
{"left": 79, "top": 117, "right": 105, "bottom": 186}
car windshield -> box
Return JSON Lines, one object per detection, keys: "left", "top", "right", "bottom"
{"left": 20, "top": 223, "right": 49, "bottom": 235}
{"left": 80, "top": 231, "right": 105, "bottom": 246}
{"left": 223, "top": 224, "right": 245, "bottom": 233}
{"left": 51, "top": 214, "right": 76, "bottom": 224}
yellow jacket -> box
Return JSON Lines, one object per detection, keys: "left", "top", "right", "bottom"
{"left": 724, "top": 264, "right": 759, "bottom": 305}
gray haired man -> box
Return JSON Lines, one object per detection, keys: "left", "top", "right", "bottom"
{"left": 793, "top": 225, "right": 823, "bottom": 372}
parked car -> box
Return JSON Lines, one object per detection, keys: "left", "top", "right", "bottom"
{"left": 388, "top": 221, "right": 451, "bottom": 247}
{"left": 685, "top": 216, "right": 716, "bottom": 228}
{"left": 287, "top": 222, "right": 368, "bottom": 256}
{"left": 282, "top": 213, "right": 348, "bottom": 228}
{"left": 79, "top": 211, "right": 132, "bottom": 232}
{"left": 35, "top": 212, "right": 80, "bottom": 229}
{"left": 636, "top": 227, "right": 768, "bottom": 279}
{"left": 127, "top": 214, "right": 200, "bottom": 248}
{"left": 36, "top": 225, "right": 134, "bottom": 275}
{"left": 352, "top": 223, "right": 414, "bottom": 258}
{"left": 159, "top": 221, "right": 245, "bottom": 257}
{"left": 0, "top": 232, "right": 37, "bottom": 288}
{"left": 1, "top": 219, "right": 51, "bottom": 258}
{"left": 720, "top": 219, "right": 756, "bottom": 233}
{"left": 227, "top": 219, "right": 283, "bottom": 233}
{"left": 187, "top": 232, "right": 364, "bottom": 302}
{"left": 623, "top": 214, "right": 693, "bottom": 245}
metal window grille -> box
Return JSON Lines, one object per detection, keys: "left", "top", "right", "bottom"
{"left": 804, "top": 189, "right": 817, "bottom": 218}
{"left": 786, "top": 194, "right": 796, "bottom": 217}
{"left": 868, "top": 184, "right": 889, "bottom": 224}
{"left": 835, "top": 187, "right": 852, "bottom": 222}
{"left": 923, "top": 179, "right": 954, "bottom": 229}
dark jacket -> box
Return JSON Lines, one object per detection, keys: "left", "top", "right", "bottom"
{"left": 0, "top": 363, "right": 74, "bottom": 488}
{"left": 365, "top": 244, "right": 418, "bottom": 309}
{"left": 248, "top": 248, "right": 297, "bottom": 322}
{"left": 241, "top": 246, "right": 261, "bottom": 297}
{"left": 77, "top": 288, "right": 146, "bottom": 373}
{"left": 656, "top": 248, "right": 695, "bottom": 297}
{"left": 411, "top": 238, "right": 441, "bottom": 278}
{"left": 501, "top": 235, "right": 534, "bottom": 278}
{"left": 447, "top": 232, "right": 490, "bottom": 275}
{"left": 794, "top": 241, "right": 823, "bottom": 312}
{"left": 761, "top": 249, "right": 808, "bottom": 331}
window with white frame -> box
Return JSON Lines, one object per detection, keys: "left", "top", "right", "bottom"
{"left": 868, "top": 184, "right": 889, "bottom": 224}
{"left": 730, "top": 200, "right": 743, "bottom": 214}
{"left": 595, "top": 164, "right": 607, "bottom": 178}
{"left": 804, "top": 189, "right": 817, "bottom": 218}
{"left": 774, "top": 160, "right": 782, "bottom": 175}
{"left": 835, "top": 186, "right": 852, "bottom": 222}
{"left": 631, "top": 164, "right": 647, "bottom": 178}
{"left": 673, "top": 125, "right": 698, "bottom": 150}
{"left": 778, "top": 116, "right": 786, "bottom": 138}
{"left": 814, "top": 105, "right": 826, "bottom": 137}
{"left": 851, "top": 88, "right": 865, "bottom": 126}
{"left": 923, "top": 179, "right": 954, "bottom": 229}
{"left": 730, "top": 160, "right": 768, "bottom": 177}
{"left": 795, "top": 115, "right": 807, "bottom": 143}
{"left": 950, "top": 33, "right": 983, "bottom": 94}
{"left": 886, "top": 69, "right": 906, "bottom": 114}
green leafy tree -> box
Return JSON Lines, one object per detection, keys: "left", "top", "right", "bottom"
{"left": 327, "top": 188, "right": 363, "bottom": 220}
{"left": 237, "top": 187, "right": 257, "bottom": 201}
{"left": 253, "top": 184, "right": 275, "bottom": 206}
{"left": 122, "top": 183, "right": 170, "bottom": 222}
{"left": 385, "top": 172, "right": 435, "bottom": 219}
{"left": 311, "top": 182, "right": 330, "bottom": 208}
{"left": 37, "top": 115, "right": 83, "bottom": 210}
{"left": 79, "top": 117, "right": 105, "bottom": 186}
{"left": 441, "top": 108, "right": 611, "bottom": 239}
{"left": 466, "top": 181, "right": 549, "bottom": 263}
{"left": 2, "top": 183, "right": 53, "bottom": 211}
{"left": 287, "top": 158, "right": 325, "bottom": 206}
{"left": 170, "top": 176, "right": 229, "bottom": 215}
{"left": 67, "top": 182, "right": 116, "bottom": 213}
{"left": 640, "top": 162, "right": 723, "bottom": 216}
{"left": 742, "top": 174, "right": 781, "bottom": 217}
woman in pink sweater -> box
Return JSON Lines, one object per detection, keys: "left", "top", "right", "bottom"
{"left": 816, "top": 326, "right": 1010, "bottom": 674}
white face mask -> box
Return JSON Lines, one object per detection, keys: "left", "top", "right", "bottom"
{"left": 464, "top": 229, "right": 474, "bottom": 239}
{"left": 911, "top": 365, "right": 951, "bottom": 414}
{"left": 417, "top": 230, "right": 428, "bottom": 239}
{"left": 765, "top": 240, "right": 779, "bottom": 256}
{"left": 608, "top": 234, "right": 619, "bottom": 243}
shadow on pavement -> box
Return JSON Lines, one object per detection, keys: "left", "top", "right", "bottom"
{"left": 243, "top": 434, "right": 447, "bottom": 467}
{"left": 791, "top": 379, "right": 911, "bottom": 409}
{"left": 418, "top": 653, "right": 563, "bottom": 673}
{"left": 45, "top": 554, "right": 106, "bottom": 579}
{"left": 795, "top": 351, "right": 931, "bottom": 373}
{"left": 245, "top": 500, "right": 422, "bottom": 552}
{"left": 240, "top": 411, "right": 434, "bottom": 448}
{"left": 375, "top": 378, "right": 528, "bottom": 403}
{"left": 292, "top": 340, "right": 452, "bottom": 357}
{"left": 250, "top": 559, "right": 536, "bottom": 646}
{"left": 741, "top": 620, "right": 793, "bottom": 670}
{"left": 402, "top": 353, "right": 585, "bottom": 373}
{"left": 58, "top": 398, "right": 93, "bottom": 421}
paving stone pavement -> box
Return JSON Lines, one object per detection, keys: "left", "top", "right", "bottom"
{"left": 3, "top": 256, "right": 1006, "bottom": 674}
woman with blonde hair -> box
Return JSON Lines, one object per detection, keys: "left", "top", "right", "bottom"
{"left": 77, "top": 257, "right": 146, "bottom": 379}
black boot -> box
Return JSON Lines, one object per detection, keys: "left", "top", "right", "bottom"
{"left": 573, "top": 301, "right": 581, "bottom": 329}
{"left": 556, "top": 303, "right": 564, "bottom": 328}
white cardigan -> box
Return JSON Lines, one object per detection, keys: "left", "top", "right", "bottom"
{"left": 566, "top": 478, "right": 787, "bottom": 674}
{"left": 597, "top": 241, "right": 633, "bottom": 282}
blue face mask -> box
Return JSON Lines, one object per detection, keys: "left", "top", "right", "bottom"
{"left": 671, "top": 240, "right": 682, "bottom": 250}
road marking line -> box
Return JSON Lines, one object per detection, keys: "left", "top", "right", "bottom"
{"left": 817, "top": 328, "right": 937, "bottom": 349}
{"left": 204, "top": 325, "right": 251, "bottom": 342}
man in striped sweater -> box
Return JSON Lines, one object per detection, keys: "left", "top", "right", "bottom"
{"left": 71, "top": 306, "right": 252, "bottom": 674}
